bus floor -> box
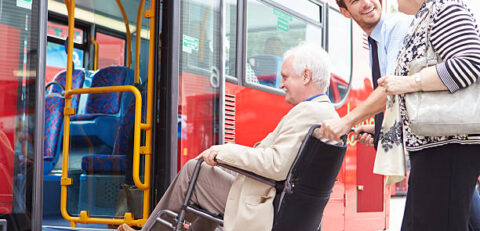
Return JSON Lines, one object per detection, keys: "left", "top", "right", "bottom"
{"left": 42, "top": 216, "right": 112, "bottom": 231}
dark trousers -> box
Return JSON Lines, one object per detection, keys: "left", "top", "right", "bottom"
{"left": 401, "top": 143, "right": 480, "bottom": 231}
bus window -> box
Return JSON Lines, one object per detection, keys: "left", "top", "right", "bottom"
{"left": 96, "top": 32, "right": 125, "bottom": 69}
{"left": 178, "top": 0, "right": 221, "bottom": 167}
{"left": 180, "top": 0, "right": 219, "bottom": 74}
{"left": 46, "top": 21, "right": 85, "bottom": 83}
{"left": 225, "top": 0, "right": 237, "bottom": 78}
{"left": 245, "top": 0, "right": 323, "bottom": 89}
{"left": 45, "top": 42, "right": 84, "bottom": 83}
{"left": 327, "top": 7, "right": 352, "bottom": 104}
{"left": 269, "top": 0, "right": 321, "bottom": 24}
{"left": 47, "top": 21, "right": 83, "bottom": 43}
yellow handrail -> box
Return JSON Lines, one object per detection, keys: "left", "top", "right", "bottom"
{"left": 134, "top": 0, "right": 146, "bottom": 84}
{"left": 115, "top": 0, "right": 132, "bottom": 68}
{"left": 59, "top": 0, "right": 154, "bottom": 227}
{"left": 61, "top": 0, "right": 75, "bottom": 224}
{"left": 130, "top": 0, "right": 156, "bottom": 220}
{"left": 132, "top": 0, "right": 154, "bottom": 192}
{"left": 60, "top": 86, "right": 146, "bottom": 227}
{"left": 60, "top": 1, "right": 75, "bottom": 227}
{"left": 64, "top": 0, "right": 70, "bottom": 16}
{"left": 90, "top": 36, "right": 98, "bottom": 70}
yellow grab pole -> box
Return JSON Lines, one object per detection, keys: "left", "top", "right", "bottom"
{"left": 90, "top": 36, "right": 98, "bottom": 70}
{"left": 60, "top": 0, "right": 75, "bottom": 225}
{"left": 138, "top": 0, "right": 156, "bottom": 220}
{"left": 134, "top": 0, "right": 146, "bottom": 84}
{"left": 61, "top": 85, "right": 146, "bottom": 227}
{"left": 145, "top": 0, "right": 155, "bottom": 159}
{"left": 64, "top": 0, "right": 70, "bottom": 15}
{"left": 115, "top": 0, "right": 132, "bottom": 68}
{"left": 132, "top": 0, "right": 155, "bottom": 192}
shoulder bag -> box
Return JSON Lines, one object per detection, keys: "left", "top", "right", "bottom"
{"left": 404, "top": 8, "right": 480, "bottom": 137}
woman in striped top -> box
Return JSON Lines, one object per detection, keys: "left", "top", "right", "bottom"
{"left": 378, "top": 0, "right": 480, "bottom": 230}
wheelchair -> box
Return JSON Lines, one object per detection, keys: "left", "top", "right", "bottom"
{"left": 153, "top": 124, "right": 348, "bottom": 231}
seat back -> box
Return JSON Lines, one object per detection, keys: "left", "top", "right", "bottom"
{"left": 48, "top": 69, "right": 85, "bottom": 110}
{"left": 272, "top": 124, "right": 347, "bottom": 231}
{"left": 43, "top": 95, "right": 65, "bottom": 161}
{"left": 247, "top": 55, "right": 282, "bottom": 88}
{"left": 111, "top": 82, "right": 147, "bottom": 156}
{"left": 85, "top": 66, "right": 132, "bottom": 114}
{"left": 80, "top": 81, "right": 146, "bottom": 175}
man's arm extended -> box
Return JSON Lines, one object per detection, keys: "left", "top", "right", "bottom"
{"left": 319, "top": 86, "right": 387, "bottom": 141}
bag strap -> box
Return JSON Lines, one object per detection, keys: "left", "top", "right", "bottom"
{"left": 397, "top": 10, "right": 431, "bottom": 65}
{"left": 424, "top": 9, "right": 432, "bottom": 68}
{"left": 424, "top": 4, "right": 444, "bottom": 68}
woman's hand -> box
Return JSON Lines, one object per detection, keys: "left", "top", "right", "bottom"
{"left": 377, "top": 75, "right": 417, "bottom": 95}
{"left": 354, "top": 125, "right": 375, "bottom": 146}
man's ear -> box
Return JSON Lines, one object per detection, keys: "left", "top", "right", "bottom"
{"left": 303, "top": 69, "right": 313, "bottom": 85}
{"left": 340, "top": 7, "right": 352, "bottom": 18}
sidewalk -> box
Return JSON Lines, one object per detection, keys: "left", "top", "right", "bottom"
{"left": 389, "top": 196, "right": 406, "bottom": 231}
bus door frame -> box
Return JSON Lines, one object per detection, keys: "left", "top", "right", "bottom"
{"left": 153, "top": 0, "right": 226, "bottom": 201}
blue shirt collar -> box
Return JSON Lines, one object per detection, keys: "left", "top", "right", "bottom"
{"left": 369, "top": 15, "right": 385, "bottom": 42}
{"left": 305, "top": 94, "right": 325, "bottom": 102}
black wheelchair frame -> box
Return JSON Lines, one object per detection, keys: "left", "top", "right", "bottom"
{"left": 153, "top": 124, "right": 349, "bottom": 231}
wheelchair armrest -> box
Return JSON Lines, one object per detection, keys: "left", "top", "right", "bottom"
{"left": 216, "top": 162, "right": 277, "bottom": 187}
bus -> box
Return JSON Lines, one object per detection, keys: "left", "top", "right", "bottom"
{"left": 0, "top": 0, "right": 391, "bottom": 230}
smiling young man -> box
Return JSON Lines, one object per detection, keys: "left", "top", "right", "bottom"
{"left": 119, "top": 43, "right": 339, "bottom": 231}
{"left": 319, "top": 0, "right": 412, "bottom": 148}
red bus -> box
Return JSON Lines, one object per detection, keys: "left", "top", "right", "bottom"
{"left": 0, "top": 0, "right": 391, "bottom": 230}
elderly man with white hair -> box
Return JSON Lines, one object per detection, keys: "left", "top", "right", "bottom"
{"left": 119, "top": 42, "right": 339, "bottom": 231}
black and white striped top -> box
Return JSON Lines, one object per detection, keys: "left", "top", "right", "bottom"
{"left": 395, "top": 0, "right": 480, "bottom": 151}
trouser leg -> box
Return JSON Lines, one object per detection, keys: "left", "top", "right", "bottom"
{"left": 142, "top": 159, "right": 235, "bottom": 231}
{"left": 400, "top": 144, "right": 480, "bottom": 231}
{"left": 400, "top": 175, "right": 412, "bottom": 231}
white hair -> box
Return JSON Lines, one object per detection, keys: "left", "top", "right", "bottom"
{"left": 283, "top": 42, "right": 331, "bottom": 92}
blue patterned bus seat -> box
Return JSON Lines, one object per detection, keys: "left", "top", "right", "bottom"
{"left": 44, "top": 95, "right": 65, "bottom": 161}
{"left": 47, "top": 69, "right": 85, "bottom": 110}
{"left": 81, "top": 154, "right": 127, "bottom": 173}
{"left": 72, "top": 66, "right": 133, "bottom": 120}
{"left": 69, "top": 66, "right": 135, "bottom": 149}
{"left": 78, "top": 66, "right": 141, "bottom": 174}
{"left": 44, "top": 70, "right": 86, "bottom": 175}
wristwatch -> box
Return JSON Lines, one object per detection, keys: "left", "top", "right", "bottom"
{"left": 415, "top": 73, "right": 423, "bottom": 91}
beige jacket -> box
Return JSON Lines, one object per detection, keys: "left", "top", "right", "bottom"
{"left": 215, "top": 95, "right": 339, "bottom": 231}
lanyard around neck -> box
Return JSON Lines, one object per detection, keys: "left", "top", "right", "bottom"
{"left": 305, "top": 94, "right": 325, "bottom": 102}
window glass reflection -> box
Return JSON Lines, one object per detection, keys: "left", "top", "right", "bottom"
{"left": 327, "top": 8, "right": 352, "bottom": 103}
{"left": 245, "top": 0, "right": 323, "bottom": 89}
{"left": 0, "top": 1, "right": 39, "bottom": 229}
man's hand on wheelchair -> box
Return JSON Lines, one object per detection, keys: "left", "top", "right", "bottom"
{"left": 195, "top": 145, "right": 221, "bottom": 166}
